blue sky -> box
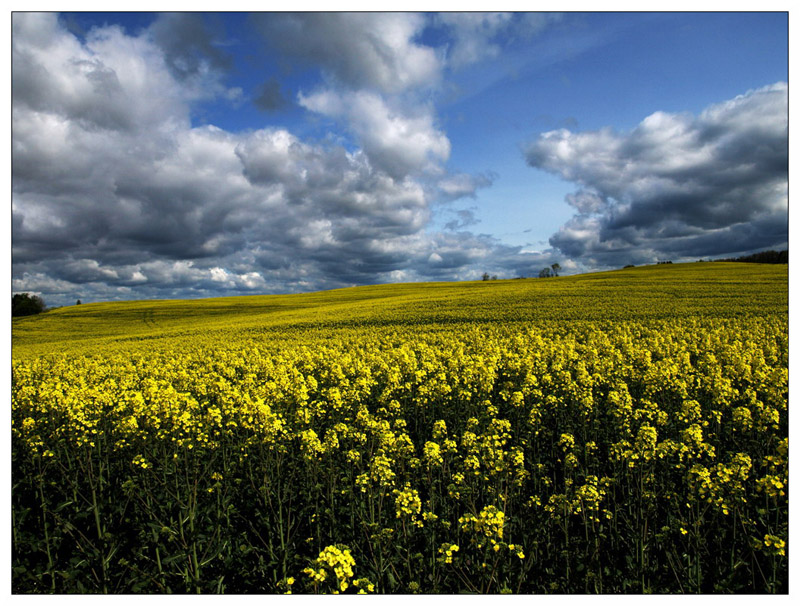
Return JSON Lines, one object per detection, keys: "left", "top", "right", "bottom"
{"left": 11, "top": 10, "right": 789, "bottom": 305}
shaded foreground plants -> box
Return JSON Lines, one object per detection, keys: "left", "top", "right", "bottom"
{"left": 12, "top": 314, "right": 788, "bottom": 593}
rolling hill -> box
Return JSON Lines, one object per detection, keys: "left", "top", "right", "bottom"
{"left": 12, "top": 262, "right": 787, "bottom": 358}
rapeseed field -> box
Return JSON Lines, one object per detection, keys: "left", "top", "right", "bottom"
{"left": 11, "top": 263, "right": 788, "bottom": 593}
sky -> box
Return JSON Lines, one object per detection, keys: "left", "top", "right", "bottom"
{"left": 9, "top": 9, "right": 790, "bottom": 306}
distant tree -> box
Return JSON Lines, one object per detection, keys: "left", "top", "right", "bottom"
{"left": 716, "top": 249, "right": 788, "bottom": 264}
{"left": 623, "top": 264, "right": 635, "bottom": 269}
{"left": 491, "top": 275, "right": 498, "bottom": 281}
{"left": 482, "top": 272, "right": 490, "bottom": 281}
{"left": 539, "top": 267, "right": 552, "bottom": 279}
{"left": 12, "top": 293, "right": 45, "bottom": 317}
{"left": 76, "top": 299, "right": 82, "bottom": 305}
{"left": 551, "top": 263, "right": 561, "bottom": 277}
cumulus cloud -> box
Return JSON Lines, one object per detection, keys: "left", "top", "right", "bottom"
{"left": 299, "top": 89, "right": 451, "bottom": 179}
{"left": 11, "top": 13, "right": 526, "bottom": 306}
{"left": 16, "top": 13, "right": 782, "bottom": 309}
{"left": 12, "top": 13, "right": 188, "bottom": 134}
{"left": 525, "top": 83, "right": 788, "bottom": 266}
{"left": 149, "top": 13, "right": 232, "bottom": 81}
{"left": 250, "top": 12, "right": 441, "bottom": 94}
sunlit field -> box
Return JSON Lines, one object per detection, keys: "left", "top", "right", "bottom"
{"left": 11, "top": 263, "right": 788, "bottom": 593}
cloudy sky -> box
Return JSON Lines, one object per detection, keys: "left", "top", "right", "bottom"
{"left": 10, "top": 10, "right": 789, "bottom": 306}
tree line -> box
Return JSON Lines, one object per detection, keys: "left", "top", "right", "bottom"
{"left": 482, "top": 263, "right": 562, "bottom": 281}
{"left": 715, "top": 249, "right": 788, "bottom": 264}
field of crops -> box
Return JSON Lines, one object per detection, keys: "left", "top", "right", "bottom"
{"left": 11, "top": 263, "right": 788, "bottom": 593}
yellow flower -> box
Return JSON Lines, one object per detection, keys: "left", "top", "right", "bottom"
{"left": 437, "top": 542, "right": 460, "bottom": 564}
{"left": 460, "top": 505, "right": 505, "bottom": 540}
{"left": 559, "top": 433, "right": 576, "bottom": 452}
{"left": 763, "top": 534, "right": 786, "bottom": 556}
{"left": 392, "top": 483, "right": 422, "bottom": 519}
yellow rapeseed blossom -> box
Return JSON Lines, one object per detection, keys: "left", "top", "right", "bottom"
{"left": 393, "top": 483, "right": 422, "bottom": 519}
{"left": 304, "top": 545, "right": 356, "bottom": 593}
{"left": 10, "top": 278, "right": 788, "bottom": 594}
{"left": 437, "top": 542, "right": 460, "bottom": 564}
{"left": 763, "top": 534, "right": 787, "bottom": 557}
{"left": 460, "top": 505, "right": 505, "bottom": 541}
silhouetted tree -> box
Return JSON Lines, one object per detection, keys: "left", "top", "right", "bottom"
{"left": 716, "top": 249, "right": 788, "bottom": 264}
{"left": 482, "top": 272, "right": 490, "bottom": 281}
{"left": 539, "top": 267, "right": 552, "bottom": 278}
{"left": 76, "top": 300, "right": 82, "bottom": 305}
{"left": 12, "top": 293, "right": 45, "bottom": 317}
{"left": 551, "top": 263, "right": 561, "bottom": 277}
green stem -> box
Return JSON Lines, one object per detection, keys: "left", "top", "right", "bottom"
{"left": 38, "top": 476, "right": 57, "bottom": 592}
{"left": 88, "top": 454, "right": 109, "bottom": 593}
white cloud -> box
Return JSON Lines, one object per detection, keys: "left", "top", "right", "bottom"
{"left": 251, "top": 13, "right": 441, "bottom": 94}
{"left": 525, "top": 83, "right": 788, "bottom": 266}
{"left": 12, "top": 13, "right": 196, "bottom": 135}
{"left": 299, "top": 89, "right": 450, "bottom": 179}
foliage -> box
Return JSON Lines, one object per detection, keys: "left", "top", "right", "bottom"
{"left": 715, "top": 249, "right": 788, "bottom": 264}
{"left": 11, "top": 263, "right": 788, "bottom": 593}
{"left": 12, "top": 293, "right": 45, "bottom": 317}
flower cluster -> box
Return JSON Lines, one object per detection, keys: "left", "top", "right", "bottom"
{"left": 303, "top": 545, "right": 358, "bottom": 593}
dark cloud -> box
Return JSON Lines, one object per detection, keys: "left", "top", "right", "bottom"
{"left": 525, "top": 83, "right": 788, "bottom": 267}
{"left": 149, "top": 13, "right": 232, "bottom": 80}
{"left": 253, "top": 78, "right": 289, "bottom": 112}
{"left": 249, "top": 13, "right": 440, "bottom": 93}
